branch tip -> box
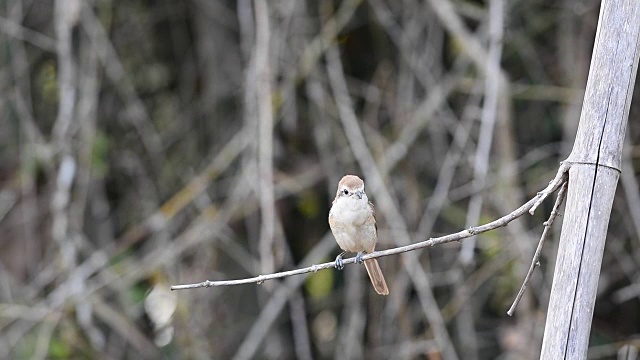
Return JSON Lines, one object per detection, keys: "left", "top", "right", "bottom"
{"left": 509, "top": 180, "right": 568, "bottom": 314}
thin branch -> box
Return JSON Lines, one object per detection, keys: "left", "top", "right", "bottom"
{"left": 507, "top": 178, "right": 568, "bottom": 316}
{"left": 255, "top": 0, "right": 276, "bottom": 275}
{"left": 171, "top": 262, "right": 333, "bottom": 290}
{"left": 0, "top": 16, "right": 57, "bottom": 51}
{"left": 460, "top": 0, "right": 504, "bottom": 265}
{"left": 530, "top": 160, "right": 570, "bottom": 214}
{"left": 171, "top": 164, "right": 570, "bottom": 291}
{"left": 289, "top": 292, "right": 313, "bottom": 360}
{"left": 336, "top": 254, "right": 366, "bottom": 359}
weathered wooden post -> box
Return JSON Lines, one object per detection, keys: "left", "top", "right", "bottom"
{"left": 540, "top": 1, "right": 640, "bottom": 358}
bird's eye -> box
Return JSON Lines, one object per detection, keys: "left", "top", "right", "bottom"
{"left": 342, "top": 189, "right": 349, "bottom": 195}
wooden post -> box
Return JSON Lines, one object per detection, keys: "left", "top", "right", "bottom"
{"left": 540, "top": 1, "right": 640, "bottom": 358}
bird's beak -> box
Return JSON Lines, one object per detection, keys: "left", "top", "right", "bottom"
{"left": 355, "top": 190, "right": 363, "bottom": 200}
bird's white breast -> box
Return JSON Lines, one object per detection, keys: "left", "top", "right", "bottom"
{"left": 329, "top": 197, "right": 377, "bottom": 253}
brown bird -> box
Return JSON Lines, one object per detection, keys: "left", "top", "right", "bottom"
{"left": 328, "top": 175, "right": 389, "bottom": 295}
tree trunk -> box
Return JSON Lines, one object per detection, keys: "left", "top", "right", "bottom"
{"left": 540, "top": 0, "right": 640, "bottom": 358}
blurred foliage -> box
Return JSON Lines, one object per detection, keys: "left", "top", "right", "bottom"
{"left": 305, "top": 264, "right": 336, "bottom": 299}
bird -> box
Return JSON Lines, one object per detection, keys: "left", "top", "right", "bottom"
{"left": 328, "top": 175, "right": 389, "bottom": 295}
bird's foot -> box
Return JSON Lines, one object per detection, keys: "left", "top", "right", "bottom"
{"left": 355, "top": 252, "right": 365, "bottom": 265}
{"left": 335, "top": 252, "right": 346, "bottom": 270}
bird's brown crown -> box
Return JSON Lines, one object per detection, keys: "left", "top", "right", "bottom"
{"left": 338, "top": 175, "right": 364, "bottom": 190}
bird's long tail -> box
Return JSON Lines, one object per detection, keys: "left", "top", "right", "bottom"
{"left": 364, "top": 259, "right": 389, "bottom": 295}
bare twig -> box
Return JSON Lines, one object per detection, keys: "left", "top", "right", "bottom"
{"left": 171, "top": 262, "right": 332, "bottom": 290}
{"left": 255, "top": 0, "right": 276, "bottom": 275}
{"left": 508, "top": 178, "right": 568, "bottom": 316}
{"left": 0, "top": 16, "right": 57, "bottom": 51}
{"left": 460, "top": 0, "right": 505, "bottom": 265}
{"left": 530, "top": 161, "right": 570, "bottom": 214}
{"left": 336, "top": 253, "right": 366, "bottom": 359}
{"left": 289, "top": 292, "right": 313, "bottom": 360}
{"left": 171, "top": 164, "right": 570, "bottom": 291}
